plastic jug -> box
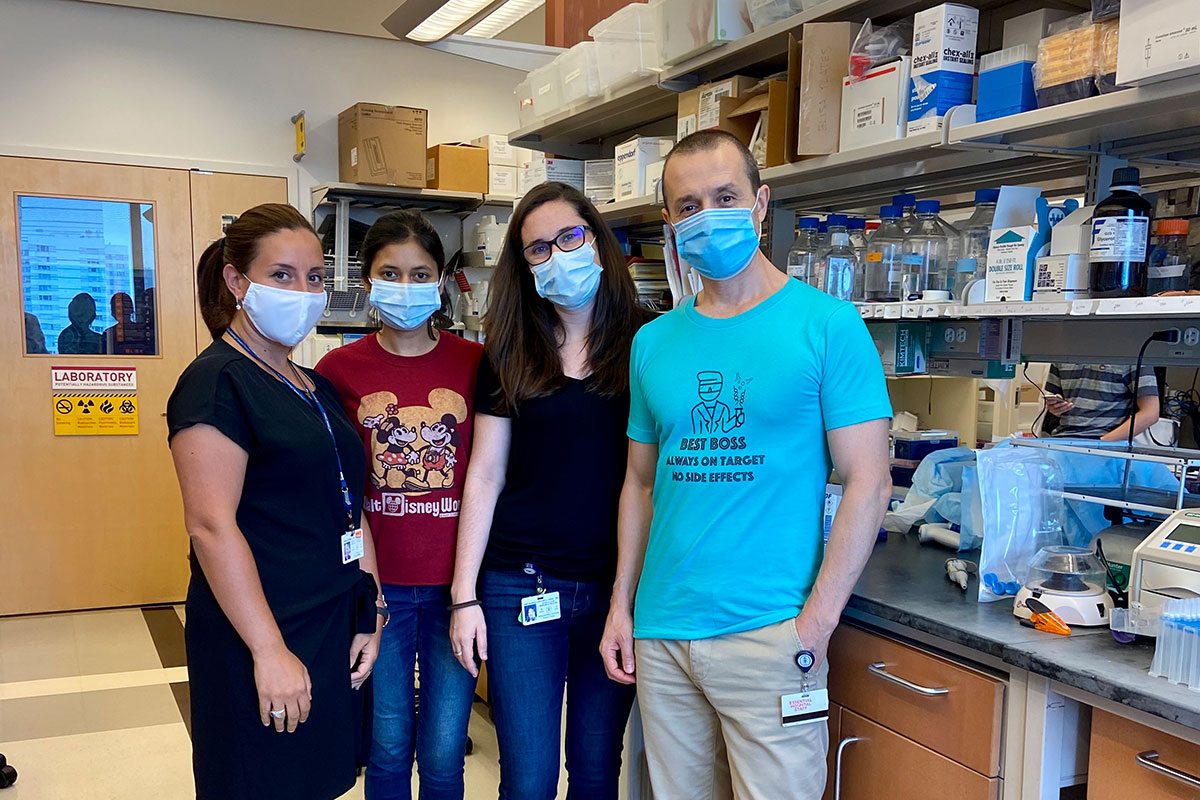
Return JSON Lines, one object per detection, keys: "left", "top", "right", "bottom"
{"left": 956, "top": 188, "right": 1000, "bottom": 299}
{"left": 474, "top": 215, "right": 508, "bottom": 267}
{"left": 902, "top": 200, "right": 952, "bottom": 299}
{"left": 821, "top": 232, "right": 859, "bottom": 301}
{"left": 865, "top": 206, "right": 906, "bottom": 302}
{"left": 787, "top": 217, "right": 822, "bottom": 289}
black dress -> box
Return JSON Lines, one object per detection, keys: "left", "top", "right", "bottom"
{"left": 167, "top": 339, "right": 373, "bottom": 800}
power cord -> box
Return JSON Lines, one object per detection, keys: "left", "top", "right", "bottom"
{"left": 1023, "top": 362, "right": 1047, "bottom": 438}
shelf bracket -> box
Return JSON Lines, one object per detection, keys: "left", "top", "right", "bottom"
{"left": 333, "top": 197, "right": 350, "bottom": 293}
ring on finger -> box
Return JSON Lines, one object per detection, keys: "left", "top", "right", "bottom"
{"left": 269, "top": 709, "right": 286, "bottom": 719}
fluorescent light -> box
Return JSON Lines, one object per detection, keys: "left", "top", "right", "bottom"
{"left": 407, "top": 0, "right": 494, "bottom": 42}
{"left": 465, "top": 0, "right": 545, "bottom": 38}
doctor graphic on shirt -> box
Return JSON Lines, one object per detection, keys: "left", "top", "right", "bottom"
{"left": 691, "top": 371, "right": 744, "bottom": 435}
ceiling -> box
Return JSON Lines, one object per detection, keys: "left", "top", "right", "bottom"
{"left": 75, "top": 0, "right": 545, "bottom": 43}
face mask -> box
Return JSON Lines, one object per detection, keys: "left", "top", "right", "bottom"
{"left": 370, "top": 280, "right": 442, "bottom": 331}
{"left": 241, "top": 280, "right": 327, "bottom": 347}
{"left": 672, "top": 197, "right": 762, "bottom": 282}
{"left": 531, "top": 241, "right": 603, "bottom": 310}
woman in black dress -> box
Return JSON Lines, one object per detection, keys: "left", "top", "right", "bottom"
{"left": 168, "top": 204, "right": 384, "bottom": 799}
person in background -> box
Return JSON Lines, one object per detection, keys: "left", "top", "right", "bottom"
{"left": 167, "top": 204, "right": 383, "bottom": 800}
{"left": 316, "top": 210, "right": 482, "bottom": 800}
{"left": 103, "top": 292, "right": 136, "bottom": 355}
{"left": 448, "top": 182, "right": 645, "bottom": 800}
{"left": 24, "top": 312, "right": 47, "bottom": 354}
{"left": 58, "top": 292, "right": 104, "bottom": 354}
{"left": 599, "top": 131, "right": 894, "bottom": 800}
{"left": 1044, "top": 363, "right": 1160, "bottom": 441}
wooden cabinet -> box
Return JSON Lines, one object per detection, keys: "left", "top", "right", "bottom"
{"left": 826, "top": 624, "right": 1006, "bottom": 798}
{"left": 836, "top": 710, "right": 1001, "bottom": 800}
{"left": 1088, "top": 709, "right": 1200, "bottom": 800}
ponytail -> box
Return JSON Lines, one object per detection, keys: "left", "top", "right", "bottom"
{"left": 197, "top": 237, "right": 234, "bottom": 340}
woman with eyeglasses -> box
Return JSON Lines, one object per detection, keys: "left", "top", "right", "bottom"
{"left": 448, "top": 182, "right": 646, "bottom": 799}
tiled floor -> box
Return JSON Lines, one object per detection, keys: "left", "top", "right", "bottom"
{"left": 0, "top": 606, "right": 553, "bottom": 799}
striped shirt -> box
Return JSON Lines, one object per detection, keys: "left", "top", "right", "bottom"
{"left": 1046, "top": 363, "right": 1159, "bottom": 438}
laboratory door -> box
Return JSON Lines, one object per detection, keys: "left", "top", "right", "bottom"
{"left": 0, "top": 157, "right": 196, "bottom": 616}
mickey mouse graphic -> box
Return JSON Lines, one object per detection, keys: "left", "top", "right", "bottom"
{"left": 417, "top": 413, "right": 461, "bottom": 489}
{"left": 364, "top": 411, "right": 420, "bottom": 488}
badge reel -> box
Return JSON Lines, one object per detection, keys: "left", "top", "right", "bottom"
{"left": 519, "top": 564, "right": 561, "bottom": 627}
{"left": 781, "top": 649, "right": 829, "bottom": 727}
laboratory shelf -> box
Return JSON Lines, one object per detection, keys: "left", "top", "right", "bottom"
{"left": 860, "top": 295, "right": 1200, "bottom": 323}
{"left": 1014, "top": 439, "right": 1200, "bottom": 468}
{"left": 596, "top": 194, "right": 664, "bottom": 228}
{"left": 311, "top": 183, "right": 485, "bottom": 214}
{"left": 1057, "top": 486, "right": 1200, "bottom": 518}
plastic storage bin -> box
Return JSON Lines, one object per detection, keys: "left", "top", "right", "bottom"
{"left": 527, "top": 61, "right": 564, "bottom": 120}
{"left": 657, "top": 0, "right": 752, "bottom": 67}
{"left": 746, "top": 0, "right": 815, "bottom": 31}
{"left": 977, "top": 45, "right": 1038, "bottom": 122}
{"left": 589, "top": 2, "right": 662, "bottom": 92}
{"left": 515, "top": 76, "right": 538, "bottom": 128}
{"left": 557, "top": 41, "right": 602, "bottom": 106}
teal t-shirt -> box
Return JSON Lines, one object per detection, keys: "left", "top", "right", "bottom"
{"left": 628, "top": 279, "right": 892, "bottom": 640}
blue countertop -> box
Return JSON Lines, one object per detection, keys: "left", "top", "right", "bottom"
{"left": 848, "top": 532, "right": 1200, "bottom": 731}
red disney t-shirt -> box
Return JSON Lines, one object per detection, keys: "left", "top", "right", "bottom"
{"left": 316, "top": 332, "right": 482, "bottom": 586}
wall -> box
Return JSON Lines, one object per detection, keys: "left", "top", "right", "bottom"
{"left": 0, "top": 0, "right": 523, "bottom": 212}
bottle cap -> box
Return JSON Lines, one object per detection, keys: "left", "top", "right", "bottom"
{"left": 826, "top": 214, "right": 848, "bottom": 228}
{"left": 879, "top": 205, "right": 901, "bottom": 218}
{"left": 915, "top": 200, "right": 941, "bottom": 214}
{"left": 893, "top": 193, "right": 916, "bottom": 208}
{"left": 1157, "top": 219, "right": 1190, "bottom": 236}
{"left": 846, "top": 217, "right": 866, "bottom": 230}
{"left": 974, "top": 188, "right": 1000, "bottom": 204}
{"left": 797, "top": 217, "right": 820, "bottom": 229}
{"left": 1111, "top": 167, "right": 1141, "bottom": 187}
{"left": 831, "top": 232, "right": 850, "bottom": 246}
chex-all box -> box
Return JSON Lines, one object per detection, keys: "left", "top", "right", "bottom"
{"left": 908, "top": 4, "right": 979, "bottom": 136}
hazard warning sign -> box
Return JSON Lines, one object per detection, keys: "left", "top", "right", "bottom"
{"left": 53, "top": 392, "right": 138, "bottom": 436}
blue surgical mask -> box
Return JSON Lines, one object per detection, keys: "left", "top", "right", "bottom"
{"left": 370, "top": 280, "right": 442, "bottom": 331}
{"left": 672, "top": 198, "right": 762, "bottom": 281}
{"left": 531, "top": 241, "right": 603, "bottom": 310}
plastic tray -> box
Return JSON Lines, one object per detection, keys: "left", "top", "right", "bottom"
{"left": 558, "top": 41, "right": 602, "bottom": 106}
{"left": 590, "top": 2, "right": 663, "bottom": 91}
{"left": 527, "top": 61, "right": 564, "bottom": 120}
{"left": 980, "top": 44, "right": 1038, "bottom": 73}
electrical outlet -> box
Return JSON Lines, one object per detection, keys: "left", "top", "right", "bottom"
{"left": 1184, "top": 327, "right": 1200, "bottom": 347}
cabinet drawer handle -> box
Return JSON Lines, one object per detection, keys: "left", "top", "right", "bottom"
{"left": 867, "top": 662, "right": 949, "bottom": 696}
{"left": 834, "top": 736, "right": 862, "bottom": 800}
{"left": 1136, "top": 750, "right": 1200, "bottom": 789}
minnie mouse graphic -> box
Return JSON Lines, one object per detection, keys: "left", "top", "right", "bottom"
{"left": 364, "top": 409, "right": 420, "bottom": 488}
{"left": 417, "top": 413, "right": 461, "bottom": 489}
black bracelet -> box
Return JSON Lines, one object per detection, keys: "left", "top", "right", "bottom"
{"left": 448, "top": 599, "right": 482, "bottom": 611}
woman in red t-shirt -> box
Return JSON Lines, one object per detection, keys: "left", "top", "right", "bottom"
{"left": 316, "top": 210, "right": 482, "bottom": 800}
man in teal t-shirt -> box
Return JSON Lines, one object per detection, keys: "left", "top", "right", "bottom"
{"left": 600, "top": 131, "right": 893, "bottom": 800}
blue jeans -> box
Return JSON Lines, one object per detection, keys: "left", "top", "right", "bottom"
{"left": 480, "top": 569, "right": 637, "bottom": 800}
{"left": 365, "top": 584, "right": 478, "bottom": 800}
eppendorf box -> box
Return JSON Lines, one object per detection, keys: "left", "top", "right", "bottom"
{"left": 908, "top": 4, "right": 979, "bottom": 136}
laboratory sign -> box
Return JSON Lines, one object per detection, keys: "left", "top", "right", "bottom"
{"left": 51, "top": 366, "right": 138, "bottom": 436}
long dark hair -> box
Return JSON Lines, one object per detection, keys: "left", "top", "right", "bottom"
{"left": 196, "top": 203, "right": 316, "bottom": 340}
{"left": 484, "top": 182, "right": 641, "bottom": 413}
{"left": 360, "top": 210, "right": 452, "bottom": 340}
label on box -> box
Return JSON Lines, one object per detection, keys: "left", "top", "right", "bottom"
{"left": 678, "top": 114, "right": 697, "bottom": 141}
{"left": 1089, "top": 216, "right": 1149, "bottom": 262}
{"left": 1145, "top": 24, "right": 1200, "bottom": 72}
{"left": 699, "top": 80, "right": 735, "bottom": 130}
{"left": 986, "top": 226, "right": 1035, "bottom": 302}
{"left": 854, "top": 100, "right": 885, "bottom": 129}
{"left": 426, "top": 157, "right": 436, "bottom": 182}
{"left": 564, "top": 68, "right": 582, "bottom": 84}
{"left": 350, "top": 146, "right": 358, "bottom": 167}
{"left": 538, "top": 83, "right": 552, "bottom": 96}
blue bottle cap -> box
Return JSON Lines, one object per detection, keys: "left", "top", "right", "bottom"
{"left": 846, "top": 217, "right": 866, "bottom": 230}
{"left": 915, "top": 200, "right": 941, "bottom": 214}
{"left": 826, "top": 214, "right": 848, "bottom": 227}
{"left": 975, "top": 188, "right": 1000, "bottom": 204}
{"left": 797, "top": 217, "right": 820, "bottom": 228}
{"left": 892, "top": 193, "right": 916, "bottom": 207}
{"left": 879, "top": 205, "right": 901, "bottom": 218}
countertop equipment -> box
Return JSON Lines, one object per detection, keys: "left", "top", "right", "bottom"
{"left": 1014, "top": 545, "right": 1114, "bottom": 627}
{"left": 1130, "top": 508, "right": 1200, "bottom": 615}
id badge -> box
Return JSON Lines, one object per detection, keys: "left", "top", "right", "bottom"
{"left": 341, "top": 528, "right": 364, "bottom": 565}
{"left": 781, "top": 689, "right": 829, "bottom": 727}
{"left": 519, "top": 591, "right": 561, "bottom": 626}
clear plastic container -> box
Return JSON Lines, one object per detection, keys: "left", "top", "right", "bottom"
{"left": 1149, "top": 598, "right": 1200, "bottom": 691}
{"left": 1024, "top": 546, "right": 1107, "bottom": 595}
{"left": 821, "top": 232, "right": 859, "bottom": 301}
{"left": 865, "top": 205, "right": 906, "bottom": 302}
{"left": 746, "top": 0, "right": 810, "bottom": 32}
{"left": 786, "top": 216, "right": 821, "bottom": 289}
{"left": 1148, "top": 218, "right": 1192, "bottom": 295}
{"left": 558, "top": 42, "right": 602, "bottom": 106}
{"left": 955, "top": 188, "right": 999, "bottom": 300}
{"left": 656, "top": 0, "right": 753, "bottom": 66}
{"left": 515, "top": 76, "right": 538, "bottom": 128}
{"left": 527, "top": 61, "right": 564, "bottom": 120}
{"left": 902, "top": 199, "right": 952, "bottom": 299}
{"left": 589, "top": 3, "right": 663, "bottom": 91}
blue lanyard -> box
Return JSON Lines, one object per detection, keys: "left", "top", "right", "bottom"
{"left": 227, "top": 329, "right": 356, "bottom": 531}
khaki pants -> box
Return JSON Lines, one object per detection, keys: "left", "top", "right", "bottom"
{"left": 635, "top": 618, "right": 830, "bottom": 800}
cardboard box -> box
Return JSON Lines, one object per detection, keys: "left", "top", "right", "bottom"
{"left": 338, "top": 103, "right": 428, "bottom": 187}
{"left": 840, "top": 57, "right": 911, "bottom": 151}
{"left": 615, "top": 136, "right": 674, "bottom": 201}
{"left": 585, "top": 159, "right": 615, "bottom": 204}
{"left": 985, "top": 225, "right": 1037, "bottom": 302}
{"left": 1116, "top": 0, "right": 1200, "bottom": 86}
{"left": 644, "top": 160, "right": 666, "bottom": 201}
{"left": 872, "top": 322, "right": 928, "bottom": 375}
{"left": 1033, "top": 254, "right": 1089, "bottom": 300}
{"left": 722, "top": 80, "right": 791, "bottom": 168}
{"left": 798, "top": 22, "right": 855, "bottom": 156}
{"left": 523, "top": 157, "right": 585, "bottom": 192}
{"left": 908, "top": 4, "right": 980, "bottom": 136}
{"left": 1003, "top": 9, "right": 1076, "bottom": 49}
{"left": 676, "top": 76, "right": 759, "bottom": 141}
{"left": 488, "top": 165, "right": 518, "bottom": 197}
{"left": 426, "top": 143, "right": 488, "bottom": 193}
{"left": 471, "top": 134, "right": 516, "bottom": 166}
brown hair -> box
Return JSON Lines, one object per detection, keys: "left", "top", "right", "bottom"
{"left": 359, "top": 210, "right": 451, "bottom": 340}
{"left": 483, "top": 182, "right": 642, "bottom": 413}
{"left": 196, "top": 203, "right": 317, "bottom": 340}
{"left": 662, "top": 129, "right": 761, "bottom": 206}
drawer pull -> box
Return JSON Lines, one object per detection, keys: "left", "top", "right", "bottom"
{"left": 834, "top": 736, "right": 862, "bottom": 800}
{"left": 867, "top": 662, "right": 949, "bottom": 696}
{"left": 1136, "top": 750, "right": 1200, "bottom": 789}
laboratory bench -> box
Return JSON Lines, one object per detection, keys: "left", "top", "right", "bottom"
{"left": 832, "top": 532, "right": 1200, "bottom": 800}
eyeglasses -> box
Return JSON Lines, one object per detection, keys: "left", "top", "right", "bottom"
{"left": 522, "top": 225, "right": 592, "bottom": 266}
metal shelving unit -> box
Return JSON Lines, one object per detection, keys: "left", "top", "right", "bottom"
{"left": 597, "top": 194, "right": 664, "bottom": 229}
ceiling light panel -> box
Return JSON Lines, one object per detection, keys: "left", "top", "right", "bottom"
{"left": 407, "top": 0, "right": 493, "bottom": 42}
{"left": 465, "top": 0, "right": 544, "bottom": 38}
